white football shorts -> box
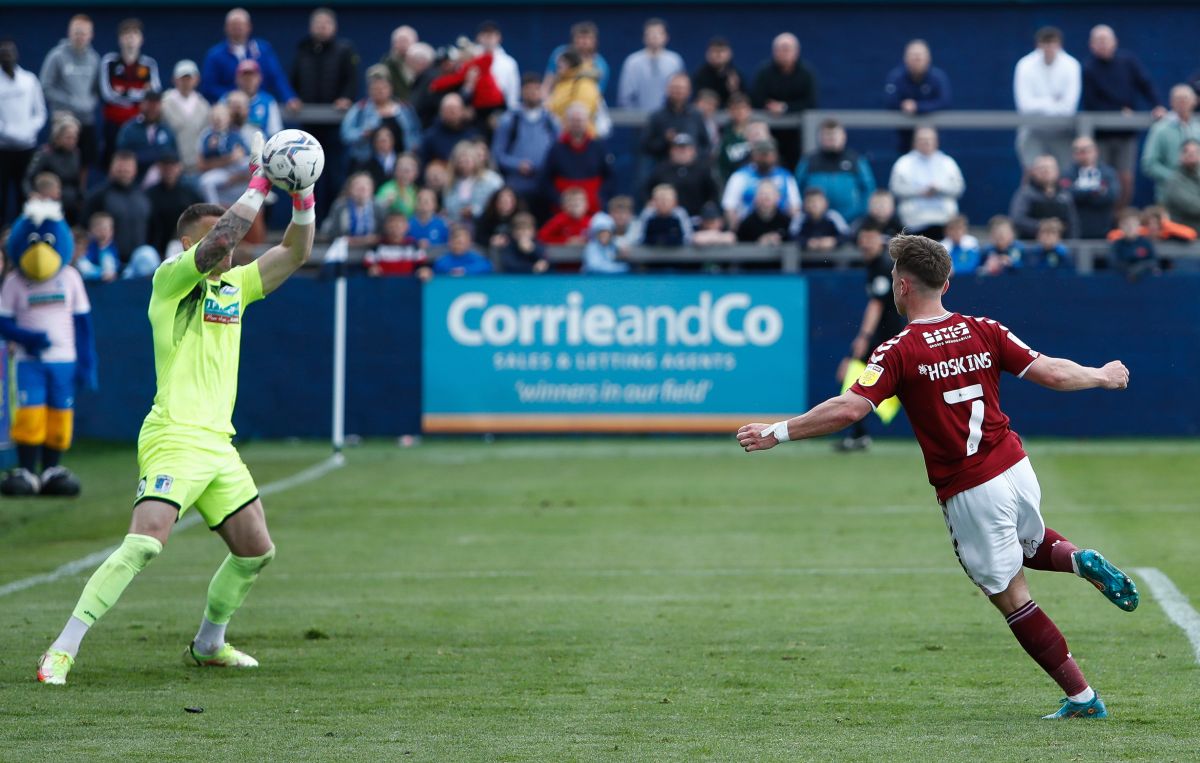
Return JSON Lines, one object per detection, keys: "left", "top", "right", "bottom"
{"left": 940, "top": 457, "right": 1046, "bottom": 596}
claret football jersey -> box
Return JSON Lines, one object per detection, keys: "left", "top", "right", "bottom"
{"left": 850, "top": 312, "right": 1042, "bottom": 502}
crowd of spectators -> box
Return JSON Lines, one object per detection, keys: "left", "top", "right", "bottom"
{"left": 1, "top": 10, "right": 1197, "bottom": 282}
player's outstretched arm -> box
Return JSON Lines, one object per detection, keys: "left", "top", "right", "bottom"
{"left": 737, "top": 391, "right": 874, "bottom": 452}
{"left": 194, "top": 132, "right": 272, "bottom": 274}
{"left": 256, "top": 187, "right": 316, "bottom": 295}
{"left": 1022, "top": 356, "right": 1129, "bottom": 392}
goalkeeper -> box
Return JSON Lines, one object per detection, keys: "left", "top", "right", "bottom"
{"left": 37, "top": 132, "right": 317, "bottom": 685}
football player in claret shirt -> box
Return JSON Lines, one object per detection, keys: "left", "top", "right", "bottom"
{"left": 737, "top": 234, "right": 1137, "bottom": 720}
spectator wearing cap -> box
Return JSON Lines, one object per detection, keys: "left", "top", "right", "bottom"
{"left": 380, "top": 26, "right": 418, "bottom": 102}
{"left": 342, "top": 64, "right": 423, "bottom": 168}
{"left": 201, "top": 7, "right": 299, "bottom": 109}
{"left": 721, "top": 137, "right": 801, "bottom": 228}
{"left": 1013, "top": 26, "right": 1081, "bottom": 170}
{"left": 794, "top": 119, "right": 875, "bottom": 225}
{"left": 161, "top": 60, "right": 210, "bottom": 174}
{"left": 292, "top": 7, "right": 359, "bottom": 112}
{"left": 477, "top": 21, "right": 520, "bottom": 111}
{"left": 226, "top": 59, "right": 281, "bottom": 137}
{"left": 146, "top": 152, "right": 202, "bottom": 256}
{"left": 543, "top": 103, "right": 614, "bottom": 214}
{"left": 116, "top": 91, "right": 177, "bottom": 182}
{"left": 492, "top": 73, "right": 560, "bottom": 209}
{"left": 24, "top": 115, "right": 83, "bottom": 223}
{"left": 1081, "top": 25, "right": 1164, "bottom": 210}
{"left": 617, "top": 18, "right": 685, "bottom": 113}
{"left": 691, "top": 37, "right": 743, "bottom": 108}
{"left": 542, "top": 21, "right": 610, "bottom": 97}
{"left": 39, "top": 15, "right": 100, "bottom": 172}
{"left": 750, "top": 33, "right": 817, "bottom": 168}
{"left": 0, "top": 39, "right": 47, "bottom": 223}
{"left": 883, "top": 39, "right": 952, "bottom": 151}
{"left": 888, "top": 126, "right": 963, "bottom": 240}
{"left": 420, "top": 93, "right": 481, "bottom": 165}
{"left": 645, "top": 133, "right": 720, "bottom": 217}
{"left": 99, "top": 19, "right": 159, "bottom": 167}
{"left": 642, "top": 73, "right": 711, "bottom": 169}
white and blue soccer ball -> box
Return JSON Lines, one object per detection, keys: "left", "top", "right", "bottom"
{"left": 262, "top": 129, "right": 325, "bottom": 193}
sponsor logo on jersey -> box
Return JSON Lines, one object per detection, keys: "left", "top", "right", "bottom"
{"left": 28, "top": 292, "right": 67, "bottom": 307}
{"left": 219, "top": 284, "right": 240, "bottom": 297}
{"left": 203, "top": 297, "right": 241, "bottom": 324}
{"left": 857, "top": 363, "right": 884, "bottom": 387}
{"left": 917, "top": 352, "right": 993, "bottom": 381}
{"left": 153, "top": 474, "right": 174, "bottom": 494}
{"left": 922, "top": 322, "right": 971, "bottom": 347}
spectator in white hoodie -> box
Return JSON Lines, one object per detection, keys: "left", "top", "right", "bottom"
{"left": 1014, "top": 26, "right": 1081, "bottom": 171}
{"left": 0, "top": 39, "right": 47, "bottom": 224}
{"left": 888, "top": 126, "right": 964, "bottom": 240}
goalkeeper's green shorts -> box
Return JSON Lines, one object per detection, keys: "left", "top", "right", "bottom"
{"left": 135, "top": 417, "right": 260, "bottom": 530}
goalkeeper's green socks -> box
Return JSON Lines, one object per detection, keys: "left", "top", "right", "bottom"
{"left": 51, "top": 533, "right": 163, "bottom": 658}
{"left": 194, "top": 548, "right": 275, "bottom": 654}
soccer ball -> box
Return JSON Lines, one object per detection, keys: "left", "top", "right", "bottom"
{"left": 262, "top": 129, "right": 325, "bottom": 193}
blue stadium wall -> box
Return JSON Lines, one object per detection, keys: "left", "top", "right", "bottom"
{"left": 5, "top": 2, "right": 1200, "bottom": 218}
{"left": 75, "top": 272, "right": 1200, "bottom": 441}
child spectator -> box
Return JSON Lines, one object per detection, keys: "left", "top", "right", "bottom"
{"left": 1105, "top": 204, "right": 1197, "bottom": 243}
{"left": 77, "top": 212, "right": 119, "bottom": 282}
{"left": 408, "top": 187, "right": 450, "bottom": 247}
{"left": 350, "top": 126, "right": 398, "bottom": 190}
{"left": 1026, "top": 217, "right": 1073, "bottom": 269}
{"left": 693, "top": 202, "right": 736, "bottom": 245}
{"left": 499, "top": 212, "right": 550, "bottom": 273}
{"left": 941, "top": 214, "right": 981, "bottom": 276}
{"left": 582, "top": 212, "right": 628, "bottom": 273}
{"left": 476, "top": 186, "right": 522, "bottom": 249}
{"left": 608, "top": 195, "right": 642, "bottom": 254}
{"left": 196, "top": 104, "right": 249, "bottom": 204}
{"left": 322, "top": 173, "right": 385, "bottom": 247}
{"left": 794, "top": 187, "right": 848, "bottom": 252}
{"left": 980, "top": 215, "right": 1025, "bottom": 275}
{"left": 854, "top": 189, "right": 904, "bottom": 236}
{"left": 376, "top": 153, "right": 420, "bottom": 217}
{"left": 444, "top": 141, "right": 504, "bottom": 223}
{"left": 1111, "top": 208, "right": 1159, "bottom": 281}
{"left": 539, "top": 187, "right": 593, "bottom": 244}
{"left": 639, "top": 184, "right": 693, "bottom": 246}
{"left": 422, "top": 159, "right": 451, "bottom": 200}
{"left": 365, "top": 213, "right": 429, "bottom": 278}
{"left": 432, "top": 223, "right": 494, "bottom": 276}
{"left": 737, "top": 182, "right": 792, "bottom": 244}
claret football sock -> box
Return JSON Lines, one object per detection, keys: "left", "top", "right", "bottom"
{"left": 198, "top": 547, "right": 276, "bottom": 649}
{"left": 1006, "top": 599, "right": 1089, "bottom": 696}
{"left": 52, "top": 533, "right": 163, "bottom": 657}
{"left": 1023, "top": 528, "right": 1079, "bottom": 573}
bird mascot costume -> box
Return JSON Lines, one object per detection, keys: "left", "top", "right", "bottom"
{"left": 1, "top": 197, "right": 96, "bottom": 496}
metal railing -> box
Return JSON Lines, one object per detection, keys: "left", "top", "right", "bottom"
{"left": 289, "top": 104, "right": 1159, "bottom": 155}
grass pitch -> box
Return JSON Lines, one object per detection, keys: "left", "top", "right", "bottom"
{"left": 1, "top": 438, "right": 1198, "bottom": 762}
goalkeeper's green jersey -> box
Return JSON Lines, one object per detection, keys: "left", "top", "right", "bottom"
{"left": 144, "top": 244, "right": 264, "bottom": 435}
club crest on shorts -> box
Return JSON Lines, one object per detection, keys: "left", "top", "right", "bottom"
{"left": 153, "top": 474, "right": 174, "bottom": 494}
{"left": 857, "top": 363, "right": 884, "bottom": 387}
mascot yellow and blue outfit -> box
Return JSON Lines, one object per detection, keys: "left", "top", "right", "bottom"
{"left": 1, "top": 198, "right": 97, "bottom": 496}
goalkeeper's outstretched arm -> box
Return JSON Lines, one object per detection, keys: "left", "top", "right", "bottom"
{"left": 257, "top": 187, "right": 316, "bottom": 295}
{"left": 195, "top": 132, "right": 272, "bottom": 274}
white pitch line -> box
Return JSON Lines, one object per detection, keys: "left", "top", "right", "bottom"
{"left": 0, "top": 454, "right": 344, "bottom": 599}
{"left": 1133, "top": 567, "right": 1200, "bottom": 664}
